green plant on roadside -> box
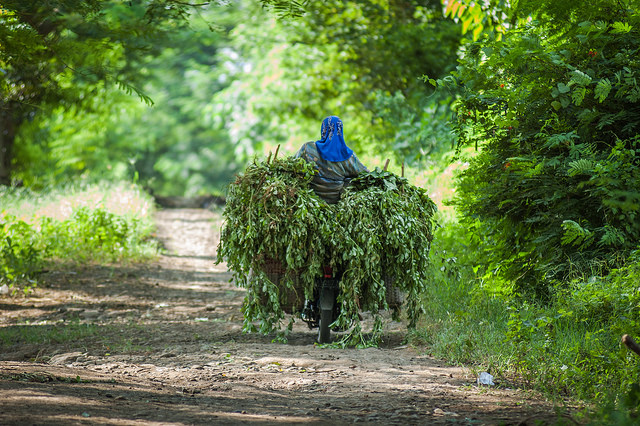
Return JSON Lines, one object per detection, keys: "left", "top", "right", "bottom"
{"left": 49, "top": 207, "right": 152, "bottom": 263}
{"left": 411, "top": 213, "right": 640, "bottom": 414}
{"left": 0, "top": 182, "right": 158, "bottom": 293}
{"left": 421, "top": 0, "right": 640, "bottom": 421}
{"left": 0, "top": 217, "right": 46, "bottom": 294}
{"left": 410, "top": 220, "right": 513, "bottom": 369}
{"left": 480, "top": 252, "right": 640, "bottom": 400}
{"left": 441, "top": 5, "right": 640, "bottom": 299}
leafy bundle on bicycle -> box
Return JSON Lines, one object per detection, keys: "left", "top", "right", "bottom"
{"left": 217, "top": 156, "right": 437, "bottom": 345}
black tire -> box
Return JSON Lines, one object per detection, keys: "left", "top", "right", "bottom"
{"left": 318, "top": 308, "right": 332, "bottom": 343}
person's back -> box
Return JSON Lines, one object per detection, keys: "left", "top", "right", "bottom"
{"left": 295, "top": 116, "right": 367, "bottom": 204}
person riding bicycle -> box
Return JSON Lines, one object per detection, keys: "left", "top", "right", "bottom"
{"left": 295, "top": 116, "right": 368, "bottom": 204}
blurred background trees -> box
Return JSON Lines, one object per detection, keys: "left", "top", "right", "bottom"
{"left": 2, "top": 0, "right": 461, "bottom": 195}
{"left": 0, "top": 0, "right": 175, "bottom": 187}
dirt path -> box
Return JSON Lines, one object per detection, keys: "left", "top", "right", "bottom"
{"left": 1, "top": 208, "right": 566, "bottom": 425}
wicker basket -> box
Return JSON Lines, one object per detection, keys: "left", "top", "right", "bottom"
{"left": 260, "top": 257, "right": 306, "bottom": 314}
{"left": 384, "top": 275, "right": 405, "bottom": 309}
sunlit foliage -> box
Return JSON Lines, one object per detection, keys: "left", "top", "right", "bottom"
{"left": 217, "top": 155, "right": 437, "bottom": 346}
{"left": 441, "top": 0, "right": 640, "bottom": 298}
{"left": 0, "top": 182, "right": 157, "bottom": 293}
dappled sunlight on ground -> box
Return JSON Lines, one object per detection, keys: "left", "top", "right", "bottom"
{"left": 0, "top": 208, "right": 569, "bottom": 425}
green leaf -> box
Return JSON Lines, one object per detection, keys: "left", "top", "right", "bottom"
{"left": 594, "top": 78, "right": 612, "bottom": 102}
{"left": 567, "top": 159, "right": 594, "bottom": 176}
{"left": 561, "top": 220, "right": 594, "bottom": 248}
{"left": 611, "top": 22, "right": 633, "bottom": 33}
{"left": 572, "top": 87, "right": 587, "bottom": 106}
{"left": 570, "top": 70, "right": 592, "bottom": 87}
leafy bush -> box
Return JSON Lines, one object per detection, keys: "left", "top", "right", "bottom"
{"left": 0, "top": 217, "right": 46, "bottom": 293}
{"left": 415, "top": 0, "right": 640, "bottom": 419}
{"left": 497, "top": 250, "right": 640, "bottom": 401}
{"left": 0, "top": 183, "right": 158, "bottom": 293}
{"left": 441, "top": 4, "right": 640, "bottom": 297}
{"left": 217, "top": 156, "right": 437, "bottom": 345}
{"left": 49, "top": 207, "right": 150, "bottom": 263}
{"left": 417, "top": 225, "right": 640, "bottom": 407}
{"left": 558, "top": 253, "right": 640, "bottom": 327}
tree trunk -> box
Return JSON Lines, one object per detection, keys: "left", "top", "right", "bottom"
{"left": 0, "top": 108, "right": 18, "bottom": 186}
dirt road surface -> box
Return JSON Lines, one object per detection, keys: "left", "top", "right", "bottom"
{"left": 1, "top": 208, "right": 568, "bottom": 425}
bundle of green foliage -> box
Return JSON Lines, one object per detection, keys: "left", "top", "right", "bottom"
{"left": 439, "top": 2, "right": 640, "bottom": 298}
{"left": 217, "top": 156, "right": 437, "bottom": 345}
{"left": 217, "top": 156, "right": 332, "bottom": 335}
{"left": 331, "top": 170, "right": 437, "bottom": 343}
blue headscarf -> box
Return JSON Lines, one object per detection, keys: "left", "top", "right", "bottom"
{"left": 314, "top": 116, "right": 354, "bottom": 162}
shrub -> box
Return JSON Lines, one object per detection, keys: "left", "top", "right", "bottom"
{"left": 0, "top": 217, "right": 46, "bottom": 293}
{"left": 442, "top": 4, "right": 640, "bottom": 298}
{"left": 0, "top": 183, "right": 157, "bottom": 293}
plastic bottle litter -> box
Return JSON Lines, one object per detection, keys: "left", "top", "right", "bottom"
{"left": 477, "top": 372, "right": 494, "bottom": 386}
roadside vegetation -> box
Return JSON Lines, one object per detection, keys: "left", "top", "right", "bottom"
{"left": 415, "top": 2, "right": 640, "bottom": 423}
{"left": 0, "top": 182, "right": 158, "bottom": 295}
{"left": 420, "top": 204, "right": 640, "bottom": 423}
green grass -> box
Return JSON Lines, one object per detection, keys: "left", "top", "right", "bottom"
{"left": 1, "top": 180, "right": 159, "bottom": 293}
{"left": 414, "top": 217, "right": 640, "bottom": 422}
{"left": 0, "top": 322, "right": 101, "bottom": 347}
{"left": 0, "top": 322, "right": 154, "bottom": 358}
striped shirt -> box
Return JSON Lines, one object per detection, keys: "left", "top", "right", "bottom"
{"left": 295, "top": 141, "right": 368, "bottom": 204}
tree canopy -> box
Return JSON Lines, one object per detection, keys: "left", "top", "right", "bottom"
{"left": 212, "top": 0, "right": 461, "bottom": 163}
{"left": 0, "top": 0, "right": 308, "bottom": 188}
{"left": 3, "top": 0, "right": 462, "bottom": 193}
{"left": 0, "top": 0, "right": 189, "bottom": 185}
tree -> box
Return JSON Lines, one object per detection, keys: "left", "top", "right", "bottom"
{"left": 438, "top": 0, "right": 640, "bottom": 297}
{"left": 12, "top": 5, "right": 241, "bottom": 195}
{"left": 211, "top": 0, "right": 461, "bottom": 162}
{"left": 0, "top": 1, "right": 174, "bottom": 185}
{"left": 0, "top": 0, "right": 304, "bottom": 187}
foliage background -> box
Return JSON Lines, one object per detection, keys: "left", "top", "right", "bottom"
{"left": 5, "top": 0, "right": 461, "bottom": 195}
